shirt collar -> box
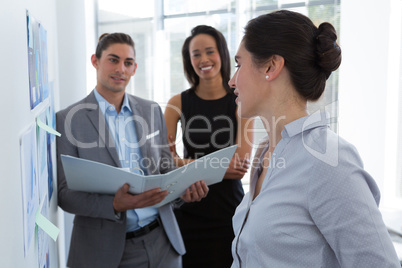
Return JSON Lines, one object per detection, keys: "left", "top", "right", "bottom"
{"left": 121, "top": 92, "right": 132, "bottom": 113}
{"left": 94, "top": 88, "right": 132, "bottom": 114}
{"left": 282, "top": 111, "right": 330, "bottom": 139}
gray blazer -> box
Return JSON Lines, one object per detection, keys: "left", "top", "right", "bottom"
{"left": 56, "top": 91, "right": 185, "bottom": 267}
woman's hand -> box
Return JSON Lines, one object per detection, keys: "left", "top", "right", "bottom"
{"left": 168, "top": 135, "right": 195, "bottom": 167}
{"left": 169, "top": 135, "right": 184, "bottom": 167}
{"left": 224, "top": 157, "right": 251, "bottom": 179}
{"left": 168, "top": 135, "right": 180, "bottom": 159}
{"left": 180, "top": 180, "right": 209, "bottom": 202}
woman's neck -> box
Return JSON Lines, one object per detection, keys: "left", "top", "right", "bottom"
{"left": 195, "top": 75, "right": 227, "bottom": 100}
{"left": 261, "top": 99, "right": 308, "bottom": 149}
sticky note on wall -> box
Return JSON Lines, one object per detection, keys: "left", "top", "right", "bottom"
{"left": 35, "top": 210, "right": 59, "bottom": 241}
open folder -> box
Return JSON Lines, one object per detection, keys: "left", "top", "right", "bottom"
{"left": 61, "top": 145, "right": 237, "bottom": 207}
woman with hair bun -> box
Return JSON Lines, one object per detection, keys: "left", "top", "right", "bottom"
{"left": 229, "top": 10, "right": 400, "bottom": 267}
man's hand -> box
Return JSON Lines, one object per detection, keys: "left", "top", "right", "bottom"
{"left": 113, "top": 184, "right": 168, "bottom": 212}
{"left": 180, "top": 180, "right": 209, "bottom": 202}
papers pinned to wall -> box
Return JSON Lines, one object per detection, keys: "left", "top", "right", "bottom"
{"left": 20, "top": 123, "right": 39, "bottom": 257}
{"left": 26, "top": 10, "right": 49, "bottom": 111}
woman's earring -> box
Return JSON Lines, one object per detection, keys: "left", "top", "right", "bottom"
{"left": 265, "top": 75, "right": 269, "bottom": 80}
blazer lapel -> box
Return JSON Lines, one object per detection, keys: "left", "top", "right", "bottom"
{"left": 85, "top": 91, "right": 121, "bottom": 167}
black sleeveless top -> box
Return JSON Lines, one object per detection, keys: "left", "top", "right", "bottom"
{"left": 176, "top": 89, "right": 244, "bottom": 225}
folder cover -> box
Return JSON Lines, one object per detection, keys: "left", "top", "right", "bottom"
{"left": 61, "top": 145, "right": 238, "bottom": 207}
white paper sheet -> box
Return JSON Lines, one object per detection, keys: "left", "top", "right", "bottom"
{"left": 20, "top": 123, "right": 39, "bottom": 257}
{"left": 37, "top": 112, "right": 49, "bottom": 204}
{"left": 37, "top": 195, "right": 49, "bottom": 268}
{"left": 61, "top": 145, "right": 237, "bottom": 207}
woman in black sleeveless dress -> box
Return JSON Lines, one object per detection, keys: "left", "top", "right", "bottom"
{"left": 164, "top": 25, "right": 254, "bottom": 268}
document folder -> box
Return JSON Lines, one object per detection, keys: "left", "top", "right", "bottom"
{"left": 61, "top": 145, "right": 238, "bottom": 207}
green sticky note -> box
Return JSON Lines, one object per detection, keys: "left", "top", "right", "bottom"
{"left": 35, "top": 210, "right": 60, "bottom": 241}
{"left": 37, "top": 116, "right": 61, "bottom": 137}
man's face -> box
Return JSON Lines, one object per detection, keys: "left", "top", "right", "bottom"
{"left": 91, "top": 43, "right": 137, "bottom": 94}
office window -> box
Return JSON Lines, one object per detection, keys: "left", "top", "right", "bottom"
{"left": 164, "top": 0, "right": 233, "bottom": 15}
{"left": 97, "top": 0, "right": 155, "bottom": 100}
{"left": 98, "top": 0, "right": 154, "bottom": 20}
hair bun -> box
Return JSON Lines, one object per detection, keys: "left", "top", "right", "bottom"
{"left": 316, "top": 22, "right": 342, "bottom": 77}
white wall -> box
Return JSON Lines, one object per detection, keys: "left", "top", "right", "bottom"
{"left": 56, "top": 0, "right": 91, "bottom": 109}
{"left": 0, "top": 0, "right": 95, "bottom": 267}
{"left": 0, "top": 0, "right": 61, "bottom": 267}
{"left": 55, "top": 0, "right": 96, "bottom": 263}
{"left": 338, "top": 0, "right": 397, "bottom": 205}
